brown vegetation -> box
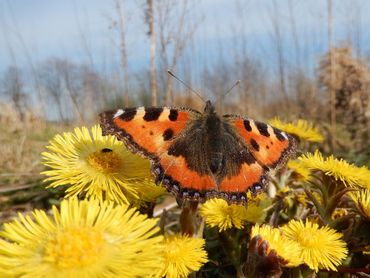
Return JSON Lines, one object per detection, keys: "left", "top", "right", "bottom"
{"left": 319, "top": 47, "right": 370, "bottom": 153}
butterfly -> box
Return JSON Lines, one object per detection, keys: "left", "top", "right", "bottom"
{"left": 100, "top": 100, "right": 296, "bottom": 204}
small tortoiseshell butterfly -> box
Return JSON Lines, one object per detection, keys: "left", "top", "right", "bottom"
{"left": 100, "top": 100, "right": 296, "bottom": 203}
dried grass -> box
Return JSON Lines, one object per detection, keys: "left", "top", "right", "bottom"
{"left": 0, "top": 102, "right": 54, "bottom": 186}
{"left": 318, "top": 47, "right": 370, "bottom": 152}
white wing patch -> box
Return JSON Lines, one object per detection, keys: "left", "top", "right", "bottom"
{"left": 113, "top": 109, "right": 124, "bottom": 118}
{"left": 281, "top": 131, "right": 289, "bottom": 140}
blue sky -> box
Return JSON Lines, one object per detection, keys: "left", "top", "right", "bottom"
{"left": 1, "top": 0, "right": 370, "bottom": 76}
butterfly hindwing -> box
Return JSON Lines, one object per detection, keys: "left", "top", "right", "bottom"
{"left": 218, "top": 165, "right": 267, "bottom": 201}
{"left": 154, "top": 153, "right": 216, "bottom": 199}
{"left": 223, "top": 115, "right": 296, "bottom": 169}
{"left": 217, "top": 150, "right": 267, "bottom": 198}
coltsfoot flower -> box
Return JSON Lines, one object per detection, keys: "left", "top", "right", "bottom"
{"left": 282, "top": 219, "right": 348, "bottom": 271}
{"left": 251, "top": 224, "right": 302, "bottom": 267}
{"left": 158, "top": 234, "right": 208, "bottom": 278}
{"left": 287, "top": 160, "right": 312, "bottom": 181}
{"left": 42, "top": 125, "right": 163, "bottom": 204}
{"left": 200, "top": 197, "right": 270, "bottom": 232}
{"left": 0, "top": 198, "right": 164, "bottom": 277}
{"left": 349, "top": 189, "right": 370, "bottom": 220}
{"left": 200, "top": 198, "right": 247, "bottom": 231}
{"left": 269, "top": 118, "right": 324, "bottom": 143}
{"left": 299, "top": 150, "right": 370, "bottom": 189}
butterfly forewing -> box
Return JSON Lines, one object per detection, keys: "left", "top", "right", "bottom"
{"left": 101, "top": 107, "right": 197, "bottom": 158}
{"left": 223, "top": 115, "right": 296, "bottom": 169}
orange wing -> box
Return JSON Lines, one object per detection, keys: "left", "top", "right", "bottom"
{"left": 219, "top": 162, "right": 265, "bottom": 192}
{"left": 224, "top": 115, "right": 296, "bottom": 169}
{"left": 153, "top": 153, "right": 216, "bottom": 200}
{"left": 100, "top": 107, "right": 218, "bottom": 200}
{"left": 101, "top": 107, "right": 197, "bottom": 156}
{"left": 217, "top": 151, "right": 268, "bottom": 202}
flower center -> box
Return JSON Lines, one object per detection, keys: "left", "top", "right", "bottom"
{"left": 296, "top": 228, "right": 318, "bottom": 247}
{"left": 44, "top": 227, "right": 105, "bottom": 268}
{"left": 87, "top": 149, "right": 122, "bottom": 173}
{"left": 165, "top": 241, "right": 181, "bottom": 260}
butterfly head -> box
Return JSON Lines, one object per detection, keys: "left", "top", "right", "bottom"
{"left": 204, "top": 100, "right": 216, "bottom": 115}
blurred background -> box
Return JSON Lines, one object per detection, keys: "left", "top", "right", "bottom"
{"left": 0, "top": 0, "right": 369, "bottom": 210}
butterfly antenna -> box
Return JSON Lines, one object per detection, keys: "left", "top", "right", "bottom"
{"left": 224, "top": 80, "right": 240, "bottom": 97}
{"left": 216, "top": 80, "right": 240, "bottom": 104}
{"left": 167, "top": 70, "right": 205, "bottom": 102}
{"left": 224, "top": 80, "right": 241, "bottom": 98}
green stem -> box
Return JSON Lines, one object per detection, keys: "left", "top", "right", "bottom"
{"left": 236, "top": 265, "right": 246, "bottom": 278}
{"left": 219, "top": 229, "right": 247, "bottom": 274}
{"left": 304, "top": 188, "right": 328, "bottom": 223}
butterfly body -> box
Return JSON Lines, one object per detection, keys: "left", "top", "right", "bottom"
{"left": 100, "top": 101, "right": 296, "bottom": 204}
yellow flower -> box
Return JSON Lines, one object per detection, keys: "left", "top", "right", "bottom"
{"left": 282, "top": 220, "right": 348, "bottom": 271}
{"left": 244, "top": 194, "right": 272, "bottom": 224}
{"left": 275, "top": 186, "right": 291, "bottom": 198}
{"left": 295, "top": 191, "right": 307, "bottom": 206}
{"left": 0, "top": 198, "right": 164, "bottom": 278}
{"left": 276, "top": 187, "right": 295, "bottom": 209}
{"left": 158, "top": 234, "right": 208, "bottom": 278}
{"left": 246, "top": 191, "right": 268, "bottom": 202}
{"left": 299, "top": 150, "right": 370, "bottom": 189}
{"left": 269, "top": 118, "right": 324, "bottom": 142}
{"left": 200, "top": 197, "right": 270, "bottom": 232}
{"left": 200, "top": 199, "right": 246, "bottom": 231}
{"left": 251, "top": 225, "right": 302, "bottom": 267}
{"left": 295, "top": 190, "right": 323, "bottom": 207}
{"left": 331, "top": 208, "right": 349, "bottom": 220}
{"left": 129, "top": 181, "right": 167, "bottom": 207}
{"left": 349, "top": 189, "right": 370, "bottom": 220}
{"left": 287, "top": 160, "right": 311, "bottom": 181}
{"left": 42, "top": 125, "right": 163, "bottom": 204}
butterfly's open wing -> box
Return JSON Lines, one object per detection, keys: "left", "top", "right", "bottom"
{"left": 212, "top": 115, "right": 296, "bottom": 200}
{"left": 223, "top": 115, "right": 296, "bottom": 169}
{"left": 217, "top": 151, "right": 268, "bottom": 201}
{"left": 100, "top": 107, "right": 218, "bottom": 200}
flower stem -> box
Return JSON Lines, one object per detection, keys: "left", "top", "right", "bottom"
{"left": 180, "top": 200, "right": 200, "bottom": 236}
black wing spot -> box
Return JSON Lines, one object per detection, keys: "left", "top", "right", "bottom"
{"left": 244, "top": 120, "right": 252, "bottom": 131}
{"left": 149, "top": 131, "right": 154, "bottom": 136}
{"left": 237, "top": 151, "right": 256, "bottom": 165}
{"left": 144, "top": 108, "right": 163, "bottom": 121}
{"left": 245, "top": 152, "right": 256, "bottom": 165}
{"left": 255, "top": 122, "right": 270, "bottom": 137}
{"left": 169, "top": 109, "right": 178, "bottom": 121}
{"left": 119, "top": 108, "right": 136, "bottom": 121}
{"left": 250, "top": 139, "right": 260, "bottom": 151}
{"left": 163, "top": 128, "right": 174, "bottom": 141}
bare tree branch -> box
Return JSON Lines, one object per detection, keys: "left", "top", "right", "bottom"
{"left": 114, "top": 0, "right": 130, "bottom": 106}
